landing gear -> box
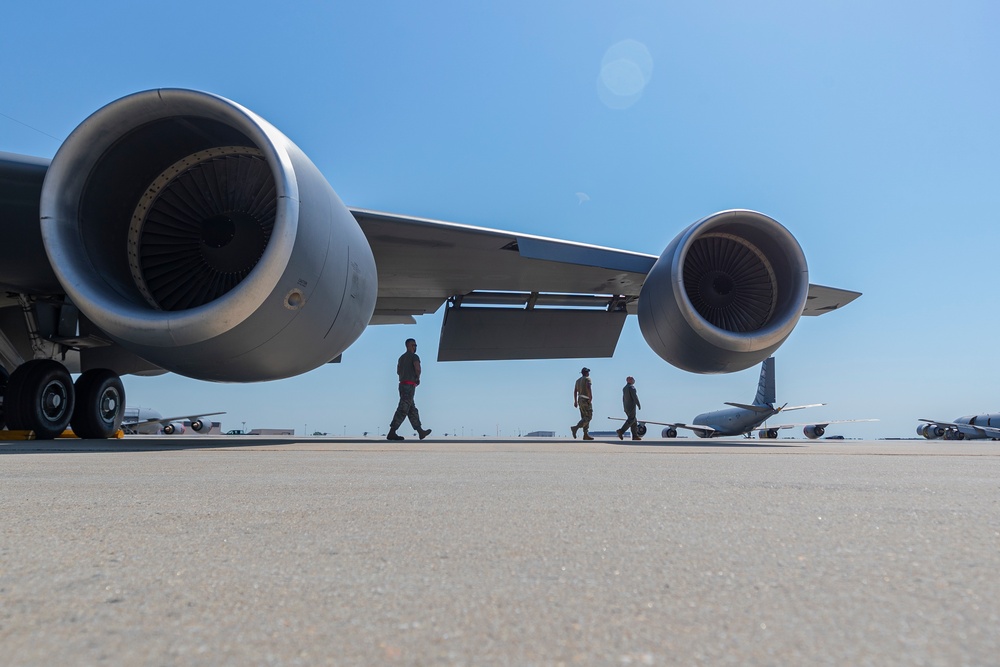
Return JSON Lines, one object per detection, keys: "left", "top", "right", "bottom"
{"left": 71, "top": 369, "right": 126, "bottom": 439}
{"left": 5, "top": 360, "right": 76, "bottom": 439}
{"left": 2, "top": 361, "right": 125, "bottom": 439}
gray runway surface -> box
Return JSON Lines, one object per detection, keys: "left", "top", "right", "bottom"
{"left": 2, "top": 436, "right": 998, "bottom": 665}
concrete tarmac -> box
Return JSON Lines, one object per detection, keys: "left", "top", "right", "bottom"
{"left": 1, "top": 436, "right": 998, "bottom": 665}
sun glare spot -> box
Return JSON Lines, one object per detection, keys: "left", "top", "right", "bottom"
{"left": 597, "top": 39, "right": 653, "bottom": 110}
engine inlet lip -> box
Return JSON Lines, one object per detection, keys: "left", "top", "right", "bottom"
{"left": 40, "top": 88, "right": 300, "bottom": 347}
{"left": 669, "top": 209, "right": 808, "bottom": 351}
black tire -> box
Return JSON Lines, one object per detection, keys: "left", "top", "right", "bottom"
{"left": 71, "top": 369, "right": 126, "bottom": 439}
{"left": 6, "top": 360, "right": 76, "bottom": 439}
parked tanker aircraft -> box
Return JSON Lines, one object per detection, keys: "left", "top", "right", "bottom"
{"left": 917, "top": 416, "right": 1000, "bottom": 440}
{"left": 0, "top": 88, "right": 860, "bottom": 439}
{"left": 121, "top": 408, "right": 225, "bottom": 435}
{"left": 616, "top": 357, "right": 875, "bottom": 439}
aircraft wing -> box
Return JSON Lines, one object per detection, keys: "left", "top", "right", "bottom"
{"left": 608, "top": 416, "right": 718, "bottom": 436}
{"left": 758, "top": 423, "right": 799, "bottom": 431}
{"left": 767, "top": 418, "right": 879, "bottom": 439}
{"left": 351, "top": 208, "right": 858, "bottom": 362}
{"left": 132, "top": 411, "right": 226, "bottom": 429}
{"left": 770, "top": 418, "right": 878, "bottom": 430}
{"left": 353, "top": 208, "right": 655, "bottom": 318}
{"left": 352, "top": 208, "right": 654, "bottom": 361}
{"left": 668, "top": 423, "right": 719, "bottom": 437}
{"left": 918, "top": 418, "right": 1000, "bottom": 438}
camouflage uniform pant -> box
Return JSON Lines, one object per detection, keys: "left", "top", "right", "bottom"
{"left": 574, "top": 399, "right": 593, "bottom": 433}
{"left": 390, "top": 383, "right": 422, "bottom": 432}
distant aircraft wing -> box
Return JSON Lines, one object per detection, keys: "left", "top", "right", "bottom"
{"left": 759, "top": 423, "right": 799, "bottom": 431}
{"left": 132, "top": 411, "right": 226, "bottom": 429}
{"left": 669, "top": 423, "right": 719, "bottom": 437}
{"left": 918, "top": 418, "right": 1000, "bottom": 438}
{"left": 772, "top": 418, "right": 879, "bottom": 430}
{"left": 608, "top": 416, "right": 717, "bottom": 436}
{"left": 811, "top": 419, "right": 879, "bottom": 427}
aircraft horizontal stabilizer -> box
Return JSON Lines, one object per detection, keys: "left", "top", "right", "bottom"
{"left": 780, "top": 403, "right": 826, "bottom": 412}
{"left": 724, "top": 402, "right": 774, "bottom": 414}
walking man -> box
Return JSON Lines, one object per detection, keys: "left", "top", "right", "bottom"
{"left": 387, "top": 338, "right": 432, "bottom": 441}
{"left": 616, "top": 376, "right": 642, "bottom": 440}
{"left": 572, "top": 367, "right": 594, "bottom": 440}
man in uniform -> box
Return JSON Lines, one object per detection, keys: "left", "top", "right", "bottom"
{"left": 387, "top": 338, "right": 432, "bottom": 441}
{"left": 571, "top": 367, "right": 594, "bottom": 440}
{"left": 616, "top": 376, "right": 642, "bottom": 441}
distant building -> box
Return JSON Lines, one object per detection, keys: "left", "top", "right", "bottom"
{"left": 524, "top": 430, "right": 556, "bottom": 437}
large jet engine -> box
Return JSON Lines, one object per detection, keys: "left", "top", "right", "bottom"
{"left": 917, "top": 423, "right": 945, "bottom": 439}
{"left": 803, "top": 424, "right": 826, "bottom": 439}
{"left": 638, "top": 210, "right": 809, "bottom": 373}
{"left": 40, "top": 89, "right": 377, "bottom": 382}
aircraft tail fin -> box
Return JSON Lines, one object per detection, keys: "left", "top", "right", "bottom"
{"left": 753, "top": 357, "right": 776, "bottom": 407}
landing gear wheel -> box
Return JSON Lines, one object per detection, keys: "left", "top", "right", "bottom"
{"left": 6, "top": 360, "right": 76, "bottom": 439}
{"left": 71, "top": 369, "right": 126, "bottom": 439}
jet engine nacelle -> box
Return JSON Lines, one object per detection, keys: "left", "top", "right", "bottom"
{"left": 40, "top": 89, "right": 377, "bottom": 382}
{"left": 638, "top": 210, "right": 809, "bottom": 374}
{"left": 917, "top": 424, "right": 944, "bottom": 439}
{"left": 803, "top": 424, "right": 825, "bottom": 439}
{"left": 162, "top": 422, "right": 184, "bottom": 435}
{"left": 661, "top": 426, "right": 678, "bottom": 438}
{"left": 190, "top": 419, "right": 207, "bottom": 432}
{"left": 758, "top": 429, "right": 779, "bottom": 439}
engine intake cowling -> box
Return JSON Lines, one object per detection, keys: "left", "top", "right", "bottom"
{"left": 803, "top": 424, "right": 826, "bottom": 439}
{"left": 918, "top": 423, "right": 944, "bottom": 439}
{"left": 40, "top": 89, "right": 377, "bottom": 381}
{"left": 637, "top": 210, "right": 809, "bottom": 374}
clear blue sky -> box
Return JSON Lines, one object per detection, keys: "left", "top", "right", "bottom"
{"left": 2, "top": 1, "right": 997, "bottom": 438}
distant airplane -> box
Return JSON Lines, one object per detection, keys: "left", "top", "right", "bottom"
{"left": 917, "top": 416, "right": 1000, "bottom": 441}
{"left": 122, "top": 408, "right": 225, "bottom": 435}
{"left": 613, "top": 357, "right": 874, "bottom": 439}
{"left": 0, "top": 88, "right": 860, "bottom": 439}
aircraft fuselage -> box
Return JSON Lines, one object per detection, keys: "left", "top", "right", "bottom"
{"left": 693, "top": 407, "right": 779, "bottom": 438}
